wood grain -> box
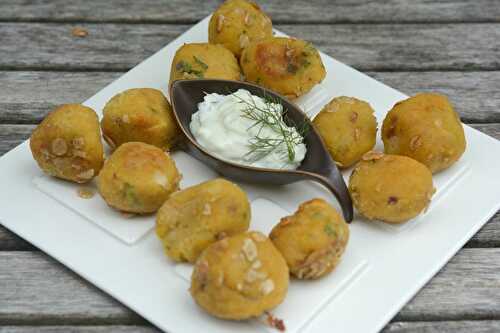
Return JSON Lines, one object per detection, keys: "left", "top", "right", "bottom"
{"left": 0, "top": 0, "right": 499, "bottom": 24}
{"left": 369, "top": 71, "right": 500, "bottom": 123}
{"left": 0, "top": 123, "right": 498, "bottom": 250}
{"left": 1, "top": 71, "right": 500, "bottom": 124}
{"left": 0, "top": 1, "right": 499, "bottom": 331}
{"left": 2, "top": 321, "right": 500, "bottom": 333}
{"left": 0, "top": 252, "right": 144, "bottom": 325}
{"left": 0, "top": 72, "right": 121, "bottom": 124}
{"left": 0, "top": 123, "right": 498, "bottom": 158}
{"left": 0, "top": 327, "right": 157, "bottom": 333}
{"left": 0, "top": 249, "right": 498, "bottom": 325}
{"left": 4, "top": 123, "right": 500, "bottom": 157}
{"left": 383, "top": 321, "right": 500, "bottom": 333}
{"left": 1, "top": 23, "right": 499, "bottom": 71}
{"left": 1, "top": 210, "right": 499, "bottom": 251}
{"left": 0, "top": 224, "right": 35, "bottom": 251}
{"left": 0, "top": 125, "right": 33, "bottom": 156}
{"left": 396, "top": 248, "right": 500, "bottom": 321}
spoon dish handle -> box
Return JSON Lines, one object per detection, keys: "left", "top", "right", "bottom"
{"left": 306, "top": 166, "right": 353, "bottom": 223}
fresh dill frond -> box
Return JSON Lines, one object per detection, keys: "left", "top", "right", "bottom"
{"left": 230, "top": 90, "right": 308, "bottom": 163}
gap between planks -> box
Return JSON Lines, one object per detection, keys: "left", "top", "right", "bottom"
{"left": 1, "top": 0, "right": 500, "bottom": 24}
{"left": 1, "top": 23, "right": 500, "bottom": 72}
{"left": 1, "top": 321, "right": 499, "bottom": 333}
{"left": 1, "top": 71, "right": 500, "bottom": 124}
{"left": 0, "top": 249, "right": 499, "bottom": 324}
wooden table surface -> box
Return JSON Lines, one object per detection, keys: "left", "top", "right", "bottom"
{"left": 1, "top": 1, "right": 499, "bottom": 332}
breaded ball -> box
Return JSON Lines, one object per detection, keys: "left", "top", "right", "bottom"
{"left": 269, "top": 199, "right": 349, "bottom": 279}
{"left": 190, "top": 231, "right": 289, "bottom": 320}
{"left": 30, "top": 104, "right": 104, "bottom": 183}
{"left": 208, "top": 0, "right": 273, "bottom": 58}
{"left": 101, "top": 88, "right": 180, "bottom": 151}
{"left": 348, "top": 152, "right": 435, "bottom": 223}
{"left": 169, "top": 43, "right": 241, "bottom": 84}
{"left": 382, "top": 93, "right": 466, "bottom": 173}
{"left": 97, "top": 142, "right": 181, "bottom": 214}
{"left": 313, "top": 96, "right": 378, "bottom": 168}
{"left": 156, "top": 178, "right": 251, "bottom": 263}
{"left": 240, "top": 37, "right": 326, "bottom": 99}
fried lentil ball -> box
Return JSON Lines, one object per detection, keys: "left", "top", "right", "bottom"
{"left": 208, "top": 0, "right": 273, "bottom": 58}
{"left": 382, "top": 93, "right": 466, "bottom": 173}
{"left": 240, "top": 37, "right": 326, "bottom": 99}
{"left": 190, "top": 231, "right": 289, "bottom": 320}
{"left": 313, "top": 96, "right": 378, "bottom": 168}
{"left": 156, "top": 178, "right": 251, "bottom": 263}
{"left": 97, "top": 142, "right": 181, "bottom": 214}
{"left": 29, "top": 104, "right": 104, "bottom": 183}
{"left": 269, "top": 198, "right": 349, "bottom": 279}
{"left": 348, "top": 152, "right": 435, "bottom": 223}
{"left": 101, "top": 88, "right": 180, "bottom": 151}
{"left": 169, "top": 43, "right": 241, "bottom": 84}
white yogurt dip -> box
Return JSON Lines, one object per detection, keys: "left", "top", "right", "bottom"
{"left": 190, "top": 89, "right": 307, "bottom": 170}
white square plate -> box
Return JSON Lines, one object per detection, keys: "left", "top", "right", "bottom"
{"left": 1, "top": 15, "right": 500, "bottom": 333}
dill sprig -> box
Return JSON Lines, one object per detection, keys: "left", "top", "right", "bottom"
{"left": 230, "top": 91, "right": 308, "bottom": 163}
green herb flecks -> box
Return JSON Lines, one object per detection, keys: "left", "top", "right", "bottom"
{"left": 176, "top": 60, "right": 205, "bottom": 78}
{"left": 302, "top": 58, "right": 311, "bottom": 68}
{"left": 123, "top": 182, "right": 141, "bottom": 208}
{"left": 193, "top": 56, "right": 208, "bottom": 70}
{"left": 324, "top": 224, "right": 336, "bottom": 237}
{"left": 231, "top": 91, "right": 309, "bottom": 164}
{"left": 287, "top": 63, "right": 299, "bottom": 74}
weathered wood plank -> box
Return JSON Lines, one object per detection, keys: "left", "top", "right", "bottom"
{"left": 0, "top": 250, "right": 499, "bottom": 324}
{"left": 0, "top": 121, "right": 498, "bottom": 251}
{"left": 1, "top": 210, "right": 499, "bottom": 252}
{"left": 0, "top": 125, "right": 34, "bottom": 156}
{"left": 0, "top": 123, "right": 498, "bottom": 158}
{"left": 0, "top": 252, "right": 145, "bottom": 325}
{"left": 470, "top": 123, "right": 500, "bottom": 141}
{"left": 0, "top": 0, "right": 499, "bottom": 24}
{"left": 0, "top": 123, "right": 499, "bottom": 250}
{"left": 2, "top": 321, "right": 500, "bottom": 333}
{"left": 2, "top": 71, "right": 500, "bottom": 124}
{"left": 0, "top": 225, "right": 35, "bottom": 251}
{"left": 0, "top": 72, "right": 121, "bottom": 124}
{"left": 0, "top": 327, "right": 158, "bottom": 333}
{"left": 1, "top": 23, "right": 499, "bottom": 71}
{"left": 467, "top": 211, "right": 500, "bottom": 248}
{"left": 383, "top": 320, "right": 500, "bottom": 333}
{"left": 368, "top": 71, "right": 500, "bottom": 123}
{"left": 396, "top": 248, "right": 500, "bottom": 321}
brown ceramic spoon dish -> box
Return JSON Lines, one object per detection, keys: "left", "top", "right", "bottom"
{"left": 169, "top": 79, "right": 353, "bottom": 222}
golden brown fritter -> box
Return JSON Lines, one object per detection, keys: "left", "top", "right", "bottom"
{"left": 313, "top": 96, "right": 378, "bottom": 168}
{"left": 269, "top": 198, "right": 349, "bottom": 279}
{"left": 169, "top": 43, "right": 241, "bottom": 84}
{"left": 240, "top": 37, "right": 326, "bottom": 99}
{"left": 382, "top": 93, "right": 466, "bottom": 173}
{"left": 208, "top": 0, "right": 273, "bottom": 58}
{"left": 190, "top": 231, "right": 289, "bottom": 320}
{"left": 348, "top": 152, "right": 435, "bottom": 223}
{"left": 101, "top": 88, "right": 180, "bottom": 151}
{"left": 97, "top": 142, "right": 181, "bottom": 214}
{"left": 156, "top": 178, "right": 251, "bottom": 263}
{"left": 30, "top": 104, "right": 104, "bottom": 183}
